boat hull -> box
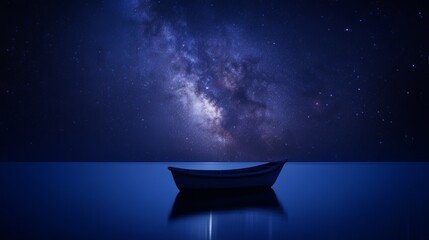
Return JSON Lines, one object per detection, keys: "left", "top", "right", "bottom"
{"left": 168, "top": 161, "right": 286, "bottom": 191}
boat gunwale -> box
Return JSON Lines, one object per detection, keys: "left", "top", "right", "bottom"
{"left": 168, "top": 160, "right": 287, "bottom": 178}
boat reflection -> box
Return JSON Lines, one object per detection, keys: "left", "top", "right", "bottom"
{"left": 169, "top": 188, "right": 286, "bottom": 221}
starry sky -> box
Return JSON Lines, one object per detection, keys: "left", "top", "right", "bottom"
{"left": 2, "top": 0, "right": 428, "bottom": 162}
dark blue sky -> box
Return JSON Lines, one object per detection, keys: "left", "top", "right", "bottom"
{"left": 2, "top": 0, "right": 428, "bottom": 161}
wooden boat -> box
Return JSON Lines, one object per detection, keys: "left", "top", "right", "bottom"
{"left": 168, "top": 160, "right": 287, "bottom": 191}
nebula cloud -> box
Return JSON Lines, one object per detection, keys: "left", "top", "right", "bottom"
{"left": 127, "top": 0, "right": 291, "bottom": 161}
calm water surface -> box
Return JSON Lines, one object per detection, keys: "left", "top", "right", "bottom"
{"left": 1, "top": 162, "right": 429, "bottom": 239}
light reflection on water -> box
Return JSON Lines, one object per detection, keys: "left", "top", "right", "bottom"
{"left": 169, "top": 188, "right": 287, "bottom": 240}
{"left": 1, "top": 162, "right": 429, "bottom": 239}
{"left": 173, "top": 208, "right": 284, "bottom": 240}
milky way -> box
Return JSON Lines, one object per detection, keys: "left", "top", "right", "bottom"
{"left": 127, "top": 0, "right": 290, "bottom": 160}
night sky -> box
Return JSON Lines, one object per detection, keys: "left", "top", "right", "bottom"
{"left": 2, "top": 0, "right": 428, "bottom": 162}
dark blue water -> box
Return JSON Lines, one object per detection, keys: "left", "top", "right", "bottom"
{"left": 1, "top": 162, "right": 428, "bottom": 239}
